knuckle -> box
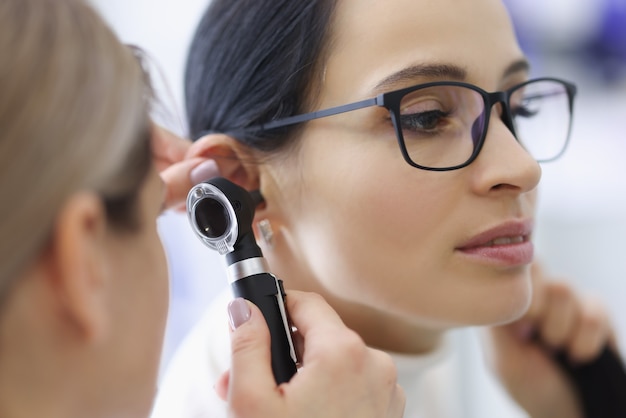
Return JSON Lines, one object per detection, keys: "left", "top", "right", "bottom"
{"left": 321, "top": 329, "right": 367, "bottom": 368}
{"left": 230, "top": 329, "right": 263, "bottom": 357}
{"left": 303, "top": 292, "right": 329, "bottom": 309}
{"left": 396, "top": 384, "right": 407, "bottom": 405}
{"left": 579, "top": 310, "right": 605, "bottom": 333}
{"left": 548, "top": 281, "right": 575, "bottom": 302}
{"left": 338, "top": 329, "right": 368, "bottom": 359}
{"left": 570, "top": 335, "right": 603, "bottom": 362}
{"left": 366, "top": 348, "right": 399, "bottom": 387}
{"left": 384, "top": 357, "right": 399, "bottom": 385}
{"left": 228, "top": 395, "right": 269, "bottom": 418}
{"left": 542, "top": 328, "right": 566, "bottom": 348}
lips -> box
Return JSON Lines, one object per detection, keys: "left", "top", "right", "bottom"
{"left": 456, "top": 220, "right": 534, "bottom": 266}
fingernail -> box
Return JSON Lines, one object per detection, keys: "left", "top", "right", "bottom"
{"left": 228, "top": 298, "right": 251, "bottom": 330}
{"left": 190, "top": 159, "right": 219, "bottom": 185}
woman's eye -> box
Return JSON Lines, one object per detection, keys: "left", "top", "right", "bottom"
{"left": 400, "top": 110, "right": 450, "bottom": 132}
{"left": 511, "top": 104, "right": 539, "bottom": 119}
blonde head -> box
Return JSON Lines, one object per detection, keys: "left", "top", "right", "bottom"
{"left": 0, "top": 0, "right": 152, "bottom": 296}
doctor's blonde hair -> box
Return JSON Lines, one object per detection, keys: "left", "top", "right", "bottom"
{"left": 0, "top": 0, "right": 152, "bottom": 298}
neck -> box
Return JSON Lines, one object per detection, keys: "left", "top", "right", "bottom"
{"left": 0, "top": 270, "right": 115, "bottom": 418}
{"left": 326, "top": 294, "right": 444, "bottom": 354}
{"left": 0, "top": 376, "right": 73, "bottom": 418}
{"left": 0, "top": 339, "right": 146, "bottom": 418}
{"left": 0, "top": 337, "right": 89, "bottom": 418}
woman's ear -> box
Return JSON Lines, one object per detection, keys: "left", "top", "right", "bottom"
{"left": 186, "top": 133, "right": 260, "bottom": 191}
{"left": 46, "top": 192, "right": 111, "bottom": 343}
{"left": 187, "top": 133, "right": 283, "bottom": 248}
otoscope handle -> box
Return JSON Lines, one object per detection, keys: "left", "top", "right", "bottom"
{"left": 231, "top": 273, "right": 298, "bottom": 384}
{"left": 555, "top": 346, "right": 626, "bottom": 417}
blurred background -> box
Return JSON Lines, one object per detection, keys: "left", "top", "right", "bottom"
{"left": 90, "top": 0, "right": 625, "bottom": 415}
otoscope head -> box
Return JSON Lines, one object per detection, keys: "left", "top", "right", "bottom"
{"left": 186, "top": 177, "right": 262, "bottom": 256}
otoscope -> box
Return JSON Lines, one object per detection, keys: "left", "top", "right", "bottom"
{"left": 186, "top": 177, "right": 298, "bottom": 384}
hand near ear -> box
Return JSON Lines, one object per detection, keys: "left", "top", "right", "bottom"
{"left": 151, "top": 125, "right": 219, "bottom": 211}
{"left": 485, "top": 262, "right": 619, "bottom": 418}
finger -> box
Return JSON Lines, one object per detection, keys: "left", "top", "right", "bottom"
{"left": 214, "top": 370, "right": 230, "bottom": 401}
{"left": 370, "top": 347, "right": 401, "bottom": 395}
{"left": 538, "top": 283, "right": 578, "bottom": 349}
{"left": 227, "top": 298, "right": 278, "bottom": 405}
{"left": 361, "top": 348, "right": 404, "bottom": 418}
{"left": 160, "top": 158, "right": 219, "bottom": 210}
{"left": 284, "top": 291, "right": 372, "bottom": 386}
{"left": 151, "top": 124, "right": 190, "bottom": 164}
{"left": 285, "top": 291, "right": 346, "bottom": 338}
{"left": 388, "top": 384, "right": 406, "bottom": 418}
{"left": 154, "top": 157, "right": 175, "bottom": 173}
{"left": 568, "top": 298, "right": 610, "bottom": 363}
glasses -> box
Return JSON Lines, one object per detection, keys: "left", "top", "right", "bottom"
{"left": 226, "top": 78, "right": 577, "bottom": 171}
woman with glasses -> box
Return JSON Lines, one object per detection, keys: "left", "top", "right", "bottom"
{"left": 151, "top": 0, "right": 618, "bottom": 417}
{"left": 0, "top": 0, "right": 405, "bottom": 417}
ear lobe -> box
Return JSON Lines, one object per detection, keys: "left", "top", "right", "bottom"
{"left": 186, "top": 133, "right": 260, "bottom": 191}
{"left": 49, "top": 192, "right": 110, "bottom": 343}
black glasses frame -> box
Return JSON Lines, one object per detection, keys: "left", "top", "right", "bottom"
{"left": 225, "top": 77, "right": 577, "bottom": 171}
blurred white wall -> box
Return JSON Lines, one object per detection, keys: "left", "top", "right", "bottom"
{"left": 90, "top": 0, "right": 209, "bottom": 127}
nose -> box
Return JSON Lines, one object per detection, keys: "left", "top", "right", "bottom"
{"left": 469, "top": 107, "right": 542, "bottom": 195}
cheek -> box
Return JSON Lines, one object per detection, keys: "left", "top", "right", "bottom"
{"left": 280, "top": 138, "right": 533, "bottom": 326}
{"left": 287, "top": 138, "right": 458, "bottom": 305}
{"left": 316, "top": 187, "right": 448, "bottom": 296}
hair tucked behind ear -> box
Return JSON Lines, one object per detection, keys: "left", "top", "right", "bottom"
{"left": 0, "top": 0, "right": 152, "bottom": 297}
{"left": 185, "top": 0, "right": 337, "bottom": 151}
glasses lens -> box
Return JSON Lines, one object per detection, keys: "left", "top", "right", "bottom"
{"left": 509, "top": 80, "right": 572, "bottom": 162}
{"left": 398, "top": 85, "right": 485, "bottom": 169}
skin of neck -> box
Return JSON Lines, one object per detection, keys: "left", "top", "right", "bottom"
{"left": 320, "top": 291, "right": 444, "bottom": 355}
{"left": 0, "top": 267, "right": 120, "bottom": 418}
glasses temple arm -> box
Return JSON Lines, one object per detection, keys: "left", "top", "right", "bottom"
{"left": 229, "top": 96, "right": 380, "bottom": 136}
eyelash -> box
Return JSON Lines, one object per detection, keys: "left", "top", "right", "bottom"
{"left": 400, "top": 110, "right": 450, "bottom": 132}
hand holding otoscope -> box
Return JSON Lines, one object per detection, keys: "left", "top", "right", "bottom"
{"left": 186, "top": 177, "right": 298, "bottom": 384}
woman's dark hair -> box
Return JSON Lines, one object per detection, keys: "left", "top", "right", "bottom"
{"left": 185, "top": 0, "right": 337, "bottom": 151}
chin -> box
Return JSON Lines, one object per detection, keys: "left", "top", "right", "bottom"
{"left": 453, "top": 269, "right": 533, "bottom": 327}
{"left": 492, "top": 298, "right": 531, "bottom": 325}
{"left": 483, "top": 279, "right": 533, "bottom": 326}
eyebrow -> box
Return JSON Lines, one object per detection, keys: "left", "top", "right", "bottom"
{"left": 502, "top": 58, "right": 531, "bottom": 79}
{"left": 374, "top": 64, "right": 467, "bottom": 92}
{"left": 373, "top": 58, "right": 531, "bottom": 93}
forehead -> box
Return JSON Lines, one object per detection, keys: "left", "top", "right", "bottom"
{"left": 322, "top": 0, "right": 524, "bottom": 103}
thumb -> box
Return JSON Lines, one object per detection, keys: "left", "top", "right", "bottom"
{"left": 160, "top": 158, "right": 219, "bottom": 210}
{"left": 227, "top": 298, "right": 277, "bottom": 404}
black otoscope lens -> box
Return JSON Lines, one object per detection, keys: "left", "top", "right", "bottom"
{"left": 194, "top": 198, "right": 230, "bottom": 239}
